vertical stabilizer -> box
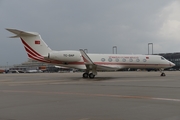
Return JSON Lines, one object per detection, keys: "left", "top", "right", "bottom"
{"left": 6, "top": 28, "right": 52, "bottom": 62}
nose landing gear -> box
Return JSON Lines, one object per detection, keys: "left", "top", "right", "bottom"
{"left": 160, "top": 69, "right": 166, "bottom": 76}
{"left": 161, "top": 73, "right": 166, "bottom": 76}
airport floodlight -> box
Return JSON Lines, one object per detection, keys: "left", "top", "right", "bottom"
{"left": 148, "top": 43, "right": 153, "bottom": 55}
{"left": 113, "top": 46, "right": 117, "bottom": 54}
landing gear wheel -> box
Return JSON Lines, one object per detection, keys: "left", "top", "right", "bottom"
{"left": 89, "top": 73, "right": 95, "bottom": 79}
{"left": 161, "top": 73, "right": 166, "bottom": 76}
{"left": 83, "top": 73, "right": 89, "bottom": 78}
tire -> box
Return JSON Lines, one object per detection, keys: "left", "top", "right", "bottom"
{"left": 83, "top": 73, "right": 89, "bottom": 78}
{"left": 89, "top": 73, "right": 95, "bottom": 79}
{"left": 161, "top": 73, "right": 166, "bottom": 76}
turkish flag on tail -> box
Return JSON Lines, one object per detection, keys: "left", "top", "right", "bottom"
{"left": 35, "top": 40, "right": 40, "bottom": 44}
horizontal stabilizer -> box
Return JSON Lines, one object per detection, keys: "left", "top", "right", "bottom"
{"left": 6, "top": 28, "right": 39, "bottom": 37}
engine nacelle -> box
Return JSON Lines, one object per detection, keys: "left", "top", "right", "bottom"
{"left": 48, "top": 51, "right": 81, "bottom": 62}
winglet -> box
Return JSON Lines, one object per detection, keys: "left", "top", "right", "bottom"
{"left": 79, "top": 49, "right": 94, "bottom": 65}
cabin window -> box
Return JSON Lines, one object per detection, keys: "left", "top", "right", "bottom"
{"left": 129, "top": 58, "right": 133, "bottom": 62}
{"left": 101, "top": 58, "right": 105, "bottom": 62}
{"left": 122, "top": 58, "right": 126, "bottom": 62}
{"left": 143, "top": 59, "right": 147, "bottom": 62}
{"left": 136, "top": 59, "right": 140, "bottom": 62}
{"left": 108, "top": 58, "right": 112, "bottom": 62}
{"left": 115, "top": 58, "right": 119, "bottom": 62}
{"left": 161, "top": 57, "right": 165, "bottom": 60}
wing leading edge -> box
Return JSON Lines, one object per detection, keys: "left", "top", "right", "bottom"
{"left": 79, "top": 49, "right": 120, "bottom": 71}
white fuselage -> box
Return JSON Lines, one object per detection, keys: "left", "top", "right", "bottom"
{"left": 56, "top": 52, "right": 174, "bottom": 70}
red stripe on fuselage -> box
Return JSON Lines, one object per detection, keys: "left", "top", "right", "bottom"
{"left": 94, "top": 62, "right": 170, "bottom": 67}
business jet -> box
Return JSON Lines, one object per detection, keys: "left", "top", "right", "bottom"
{"left": 6, "top": 28, "right": 175, "bottom": 79}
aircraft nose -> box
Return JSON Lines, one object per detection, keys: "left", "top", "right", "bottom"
{"left": 170, "top": 62, "right": 175, "bottom": 67}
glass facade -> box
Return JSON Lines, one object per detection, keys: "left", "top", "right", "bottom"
{"left": 158, "top": 52, "right": 180, "bottom": 70}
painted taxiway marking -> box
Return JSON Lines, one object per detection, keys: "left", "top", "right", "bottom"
{"left": 0, "top": 90, "right": 180, "bottom": 102}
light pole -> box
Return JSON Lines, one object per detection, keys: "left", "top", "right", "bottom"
{"left": 113, "top": 46, "right": 117, "bottom": 54}
{"left": 148, "top": 43, "right": 153, "bottom": 55}
{"left": 6, "top": 62, "right": 8, "bottom": 70}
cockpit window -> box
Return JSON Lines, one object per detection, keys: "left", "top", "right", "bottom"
{"left": 161, "top": 57, "right": 165, "bottom": 60}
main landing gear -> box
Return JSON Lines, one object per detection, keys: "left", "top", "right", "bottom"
{"left": 83, "top": 72, "right": 95, "bottom": 79}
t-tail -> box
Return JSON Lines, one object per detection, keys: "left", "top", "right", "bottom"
{"left": 6, "top": 28, "right": 52, "bottom": 63}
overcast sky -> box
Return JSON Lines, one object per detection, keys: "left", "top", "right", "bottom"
{"left": 0, "top": 0, "right": 180, "bottom": 66}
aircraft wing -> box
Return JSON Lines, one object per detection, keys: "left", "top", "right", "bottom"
{"left": 80, "top": 49, "right": 95, "bottom": 65}
{"left": 95, "top": 65, "right": 120, "bottom": 70}
{"left": 79, "top": 49, "right": 120, "bottom": 71}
